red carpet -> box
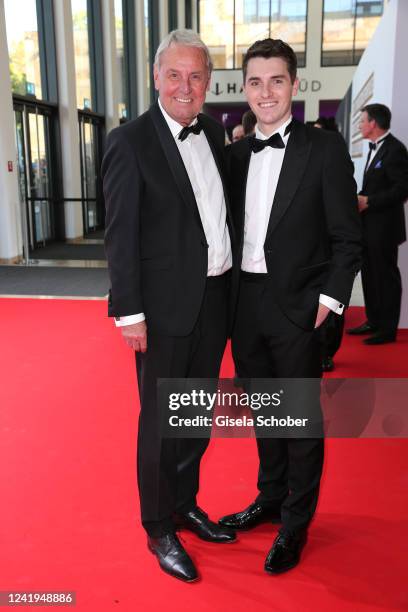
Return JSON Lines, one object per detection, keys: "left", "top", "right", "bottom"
{"left": 1, "top": 299, "right": 407, "bottom": 611}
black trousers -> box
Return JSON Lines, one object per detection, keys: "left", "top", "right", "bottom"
{"left": 135, "top": 274, "right": 228, "bottom": 537}
{"left": 361, "top": 238, "right": 401, "bottom": 335}
{"left": 320, "top": 312, "right": 344, "bottom": 360}
{"left": 232, "top": 274, "right": 324, "bottom": 534}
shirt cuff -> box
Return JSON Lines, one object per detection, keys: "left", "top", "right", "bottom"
{"left": 114, "top": 313, "right": 145, "bottom": 327}
{"left": 319, "top": 294, "right": 344, "bottom": 315}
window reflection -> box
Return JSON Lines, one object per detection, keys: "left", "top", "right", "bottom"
{"left": 200, "top": 0, "right": 234, "bottom": 69}
{"left": 4, "top": 0, "right": 42, "bottom": 98}
{"left": 28, "top": 112, "right": 52, "bottom": 243}
{"left": 322, "top": 0, "right": 384, "bottom": 66}
{"left": 72, "top": 0, "right": 92, "bottom": 109}
{"left": 199, "top": 0, "right": 307, "bottom": 69}
{"left": 354, "top": 0, "right": 384, "bottom": 62}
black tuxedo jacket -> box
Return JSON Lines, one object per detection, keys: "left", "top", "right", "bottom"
{"left": 102, "top": 102, "right": 234, "bottom": 336}
{"left": 360, "top": 133, "right": 408, "bottom": 245}
{"left": 229, "top": 120, "right": 362, "bottom": 330}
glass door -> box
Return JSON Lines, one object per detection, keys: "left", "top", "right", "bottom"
{"left": 13, "top": 100, "right": 59, "bottom": 252}
{"left": 78, "top": 112, "right": 104, "bottom": 235}
{"left": 27, "top": 109, "right": 53, "bottom": 245}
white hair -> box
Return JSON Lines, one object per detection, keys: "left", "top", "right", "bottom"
{"left": 154, "top": 29, "right": 213, "bottom": 73}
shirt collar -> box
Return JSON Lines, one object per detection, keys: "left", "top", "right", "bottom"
{"left": 158, "top": 98, "right": 199, "bottom": 140}
{"left": 255, "top": 115, "right": 293, "bottom": 141}
{"left": 371, "top": 130, "right": 390, "bottom": 145}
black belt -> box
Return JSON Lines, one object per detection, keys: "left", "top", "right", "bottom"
{"left": 207, "top": 269, "right": 231, "bottom": 285}
{"left": 240, "top": 270, "right": 269, "bottom": 283}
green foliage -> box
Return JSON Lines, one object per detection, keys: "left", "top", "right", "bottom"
{"left": 9, "top": 62, "right": 27, "bottom": 96}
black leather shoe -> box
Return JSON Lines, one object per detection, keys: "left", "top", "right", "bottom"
{"left": 346, "top": 322, "right": 376, "bottom": 335}
{"left": 147, "top": 533, "right": 198, "bottom": 582}
{"left": 218, "top": 501, "right": 281, "bottom": 530}
{"left": 322, "top": 356, "right": 334, "bottom": 372}
{"left": 174, "top": 507, "right": 236, "bottom": 543}
{"left": 264, "top": 529, "right": 307, "bottom": 574}
{"left": 363, "top": 332, "right": 396, "bottom": 345}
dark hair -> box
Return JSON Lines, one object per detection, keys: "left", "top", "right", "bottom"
{"left": 314, "top": 116, "right": 338, "bottom": 132}
{"left": 242, "top": 38, "right": 297, "bottom": 83}
{"left": 362, "top": 104, "right": 391, "bottom": 130}
{"left": 242, "top": 109, "right": 257, "bottom": 135}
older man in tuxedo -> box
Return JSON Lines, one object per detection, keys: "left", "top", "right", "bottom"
{"left": 219, "top": 38, "right": 361, "bottom": 574}
{"left": 102, "top": 30, "right": 235, "bottom": 583}
{"left": 347, "top": 103, "right": 408, "bottom": 344}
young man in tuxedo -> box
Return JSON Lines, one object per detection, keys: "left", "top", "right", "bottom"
{"left": 347, "top": 104, "right": 408, "bottom": 344}
{"left": 102, "top": 30, "right": 236, "bottom": 583}
{"left": 218, "top": 39, "right": 361, "bottom": 573}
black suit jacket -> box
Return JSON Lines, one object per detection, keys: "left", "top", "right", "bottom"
{"left": 360, "top": 133, "right": 408, "bottom": 245}
{"left": 229, "top": 120, "right": 362, "bottom": 330}
{"left": 102, "top": 102, "right": 234, "bottom": 336}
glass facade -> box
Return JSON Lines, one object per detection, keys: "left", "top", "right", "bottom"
{"left": 322, "top": 0, "right": 384, "bottom": 66}
{"left": 200, "top": 0, "right": 234, "bottom": 69}
{"left": 72, "top": 0, "right": 92, "bottom": 109}
{"left": 114, "top": 0, "right": 127, "bottom": 119}
{"left": 199, "top": 0, "right": 307, "bottom": 69}
{"left": 4, "top": 0, "right": 43, "bottom": 98}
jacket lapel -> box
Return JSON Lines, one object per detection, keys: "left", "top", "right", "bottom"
{"left": 149, "top": 103, "right": 205, "bottom": 236}
{"left": 265, "top": 120, "right": 312, "bottom": 240}
{"left": 235, "top": 138, "right": 253, "bottom": 253}
{"left": 363, "top": 134, "right": 390, "bottom": 188}
{"left": 200, "top": 114, "right": 236, "bottom": 244}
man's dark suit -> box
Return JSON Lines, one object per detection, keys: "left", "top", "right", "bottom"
{"left": 102, "top": 102, "right": 233, "bottom": 537}
{"left": 360, "top": 133, "right": 408, "bottom": 335}
{"left": 229, "top": 120, "right": 361, "bottom": 532}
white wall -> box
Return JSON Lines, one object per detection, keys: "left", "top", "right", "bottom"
{"left": 350, "top": 1, "right": 397, "bottom": 186}
{"left": 349, "top": 0, "right": 408, "bottom": 327}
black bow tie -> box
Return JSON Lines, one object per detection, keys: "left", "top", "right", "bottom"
{"left": 365, "top": 137, "right": 386, "bottom": 174}
{"left": 369, "top": 135, "right": 387, "bottom": 151}
{"left": 178, "top": 120, "right": 202, "bottom": 141}
{"left": 251, "top": 122, "right": 292, "bottom": 153}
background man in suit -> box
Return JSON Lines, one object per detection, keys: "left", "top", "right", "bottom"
{"left": 218, "top": 39, "right": 361, "bottom": 573}
{"left": 102, "top": 29, "right": 235, "bottom": 583}
{"left": 232, "top": 124, "right": 245, "bottom": 142}
{"left": 347, "top": 103, "right": 408, "bottom": 344}
{"left": 242, "top": 109, "right": 257, "bottom": 136}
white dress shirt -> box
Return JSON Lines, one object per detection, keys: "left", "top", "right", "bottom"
{"left": 115, "top": 100, "right": 232, "bottom": 327}
{"left": 242, "top": 116, "right": 343, "bottom": 315}
{"left": 366, "top": 130, "right": 390, "bottom": 170}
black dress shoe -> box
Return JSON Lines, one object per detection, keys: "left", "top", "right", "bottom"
{"left": 264, "top": 529, "right": 307, "bottom": 574}
{"left": 174, "top": 507, "right": 236, "bottom": 543}
{"left": 363, "top": 332, "right": 396, "bottom": 345}
{"left": 322, "top": 356, "right": 334, "bottom": 372}
{"left": 218, "top": 501, "right": 281, "bottom": 530}
{"left": 147, "top": 533, "right": 198, "bottom": 582}
{"left": 346, "top": 322, "right": 377, "bottom": 335}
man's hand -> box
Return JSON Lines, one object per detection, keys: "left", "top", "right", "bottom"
{"left": 121, "top": 321, "right": 147, "bottom": 352}
{"left": 357, "top": 195, "right": 369, "bottom": 212}
{"left": 314, "top": 303, "right": 330, "bottom": 329}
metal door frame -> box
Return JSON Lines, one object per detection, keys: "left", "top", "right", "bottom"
{"left": 78, "top": 109, "right": 105, "bottom": 235}
{"left": 13, "top": 96, "right": 61, "bottom": 256}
